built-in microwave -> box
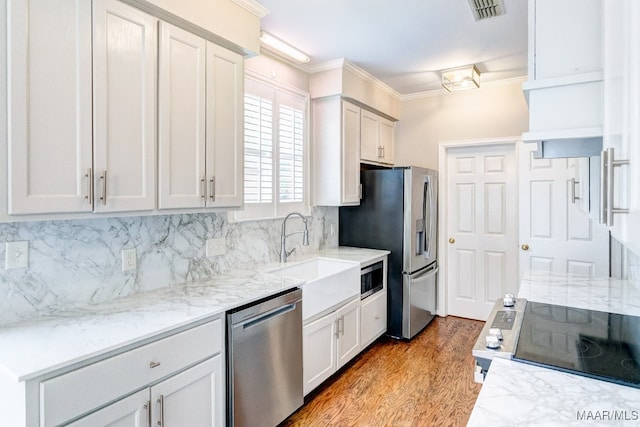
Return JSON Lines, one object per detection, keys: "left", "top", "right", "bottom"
{"left": 361, "top": 261, "right": 384, "bottom": 299}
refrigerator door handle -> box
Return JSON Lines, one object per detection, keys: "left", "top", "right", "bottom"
{"left": 422, "top": 176, "right": 433, "bottom": 259}
{"left": 410, "top": 264, "right": 438, "bottom": 281}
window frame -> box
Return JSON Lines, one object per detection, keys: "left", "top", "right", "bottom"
{"left": 234, "top": 72, "right": 311, "bottom": 222}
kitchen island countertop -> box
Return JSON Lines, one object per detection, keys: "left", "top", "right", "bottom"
{"left": 0, "top": 247, "right": 389, "bottom": 383}
{"left": 468, "top": 270, "right": 640, "bottom": 426}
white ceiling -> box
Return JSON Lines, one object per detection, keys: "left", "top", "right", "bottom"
{"left": 257, "top": 0, "right": 528, "bottom": 95}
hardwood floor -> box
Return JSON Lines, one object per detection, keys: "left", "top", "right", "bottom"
{"left": 282, "top": 316, "right": 484, "bottom": 427}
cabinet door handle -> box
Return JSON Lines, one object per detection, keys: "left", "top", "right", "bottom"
{"left": 209, "top": 176, "right": 216, "bottom": 202}
{"left": 85, "top": 168, "right": 93, "bottom": 204}
{"left": 201, "top": 176, "right": 206, "bottom": 200}
{"left": 99, "top": 171, "right": 107, "bottom": 205}
{"left": 157, "top": 395, "right": 164, "bottom": 427}
{"left": 603, "top": 148, "right": 630, "bottom": 226}
{"left": 339, "top": 316, "right": 345, "bottom": 336}
{"left": 570, "top": 178, "right": 580, "bottom": 204}
{"left": 149, "top": 361, "right": 161, "bottom": 368}
{"left": 144, "top": 401, "right": 151, "bottom": 427}
{"left": 600, "top": 150, "right": 607, "bottom": 224}
{"left": 335, "top": 318, "right": 340, "bottom": 338}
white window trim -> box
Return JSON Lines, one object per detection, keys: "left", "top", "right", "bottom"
{"left": 232, "top": 71, "right": 311, "bottom": 222}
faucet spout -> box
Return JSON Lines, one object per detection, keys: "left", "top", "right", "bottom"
{"left": 281, "top": 212, "right": 309, "bottom": 263}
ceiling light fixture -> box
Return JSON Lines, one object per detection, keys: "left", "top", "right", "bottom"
{"left": 441, "top": 65, "right": 481, "bottom": 92}
{"left": 260, "top": 31, "right": 310, "bottom": 64}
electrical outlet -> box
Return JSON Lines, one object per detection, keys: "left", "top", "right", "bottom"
{"left": 5, "top": 241, "right": 29, "bottom": 269}
{"left": 206, "top": 238, "right": 226, "bottom": 257}
{"left": 121, "top": 248, "right": 137, "bottom": 272}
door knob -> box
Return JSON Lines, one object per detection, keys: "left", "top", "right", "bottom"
{"left": 521, "top": 244, "right": 530, "bottom": 251}
{"left": 448, "top": 237, "right": 455, "bottom": 244}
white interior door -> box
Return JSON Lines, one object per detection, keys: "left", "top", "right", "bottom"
{"left": 519, "top": 143, "right": 609, "bottom": 277}
{"left": 445, "top": 143, "right": 519, "bottom": 321}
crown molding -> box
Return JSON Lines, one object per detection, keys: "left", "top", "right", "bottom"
{"left": 400, "top": 75, "right": 528, "bottom": 101}
{"left": 231, "top": 0, "right": 270, "bottom": 18}
{"left": 308, "top": 58, "right": 401, "bottom": 101}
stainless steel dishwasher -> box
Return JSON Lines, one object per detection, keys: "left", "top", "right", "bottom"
{"left": 227, "top": 288, "right": 303, "bottom": 427}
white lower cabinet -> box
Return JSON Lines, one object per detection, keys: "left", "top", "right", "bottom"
{"left": 360, "top": 290, "right": 387, "bottom": 349}
{"left": 303, "top": 297, "right": 360, "bottom": 395}
{"left": 67, "top": 389, "right": 149, "bottom": 427}
{"left": 39, "top": 318, "right": 224, "bottom": 427}
{"left": 69, "top": 356, "right": 223, "bottom": 427}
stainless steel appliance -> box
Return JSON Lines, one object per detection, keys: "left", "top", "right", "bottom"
{"left": 227, "top": 289, "right": 303, "bottom": 427}
{"left": 339, "top": 166, "right": 438, "bottom": 339}
{"left": 472, "top": 297, "right": 527, "bottom": 382}
{"left": 473, "top": 298, "right": 640, "bottom": 389}
{"left": 361, "top": 260, "right": 384, "bottom": 299}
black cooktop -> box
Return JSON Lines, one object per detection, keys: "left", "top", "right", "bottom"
{"left": 513, "top": 302, "right": 640, "bottom": 389}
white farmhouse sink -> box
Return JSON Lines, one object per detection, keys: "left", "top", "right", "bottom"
{"left": 270, "top": 258, "right": 360, "bottom": 322}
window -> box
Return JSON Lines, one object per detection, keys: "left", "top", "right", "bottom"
{"left": 236, "top": 77, "right": 309, "bottom": 220}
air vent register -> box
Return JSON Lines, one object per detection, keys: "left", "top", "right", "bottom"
{"left": 468, "top": 0, "right": 506, "bottom": 21}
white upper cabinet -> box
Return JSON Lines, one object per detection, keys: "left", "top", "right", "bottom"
{"left": 205, "top": 42, "right": 244, "bottom": 208}
{"left": 532, "top": 0, "right": 602, "bottom": 79}
{"left": 157, "top": 25, "right": 243, "bottom": 210}
{"left": 360, "top": 109, "right": 395, "bottom": 165}
{"left": 7, "top": 0, "right": 93, "bottom": 214}
{"left": 313, "top": 97, "right": 361, "bottom": 206}
{"left": 523, "top": 0, "right": 603, "bottom": 140}
{"left": 93, "top": 0, "right": 157, "bottom": 213}
{"left": 158, "top": 22, "right": 207, "bottom": 209}
{"left": 6, "top": 0, "right": 245, "bottom": 220}
{"left": 602, "top": 0, "right": 640, "bottom": 254}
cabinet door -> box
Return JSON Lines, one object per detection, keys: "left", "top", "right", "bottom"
{"left": 66, "top": 389, "right": 149, "bottom": 427}
{"left": 151, "top": 355, "right": 223, "bottom": 427}
{"left": 360, "top": 291, "right": 387, "bottom": 348}
{"left": 342, "top": 101, "right": 362, "bottom": 204}
{"left": 336, "top": 298, "right": 361, "bottom": 369}
{"left": 360, "top": 109, "right": 380, "bottom": 162}
{"left": 379, "top": 118, "right": 395, "bottom": 164}
{"left": 205, "top": 42, "right": 244, "bottom": 208}
{"left": 158, "top": 22, "right": 206, "bottom": 209}
{"left": 7, "top": 0, "right": 93, "bottom": 214}
{"left": 533, "top": 0, "right": 602, "bottom": 79}
{"left": 303, "top": 312, "right": 337, "bottom": 395}
{"left": 602, "top": 0, "right": 640, "bottom": 252}
{"left": 93, "top": 0, "right": 157, "bottom": 212}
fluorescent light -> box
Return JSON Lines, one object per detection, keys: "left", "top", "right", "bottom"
{"left": 260, "top": 31, "right": 310, "bottom": 63}
{"left": 441, "top": 65, "right": 481, "bottom": 92}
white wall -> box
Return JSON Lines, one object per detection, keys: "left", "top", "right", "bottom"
{"left": 395, "top": 79, "right": 529, "bottom": 170}
{"left": 245, "top": 53, "right": 310, "bottom": 92}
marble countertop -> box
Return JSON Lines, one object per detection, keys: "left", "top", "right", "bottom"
{"left": 468, "top": 270, "right": 640, "bottom": 426}
{"left": 0, "top": 247, "right": 389, "bottom": 383}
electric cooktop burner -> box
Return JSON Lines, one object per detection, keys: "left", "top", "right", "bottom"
{"left": 514, "top": 302, "right": 640, "bottom": 389}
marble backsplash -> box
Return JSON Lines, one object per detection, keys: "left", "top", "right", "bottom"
{"left": 0, "top": 207, "right": 338, "bottom": 326}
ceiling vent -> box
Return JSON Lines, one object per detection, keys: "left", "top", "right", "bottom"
{"left": 467, "top": 0, "right": 506, "bottom": 20}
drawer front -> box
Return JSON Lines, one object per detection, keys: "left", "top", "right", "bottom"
{"left": 41, "top": 318, "right": 222, "bottom": 427}
{"left": 361, "top": 291, "right": 387, "bottom": 348}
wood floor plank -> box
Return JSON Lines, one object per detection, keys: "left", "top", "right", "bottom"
{"left": 282, "top": 316, "right": 484, "bottom": 427}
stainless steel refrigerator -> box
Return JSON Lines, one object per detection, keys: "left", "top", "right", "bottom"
{"left": 339, "top": 166, "right": 438, "bottom": 339}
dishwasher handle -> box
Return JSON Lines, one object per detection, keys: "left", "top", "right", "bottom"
{"left": 235, "top": 301, "right": 300, "bottom": 330}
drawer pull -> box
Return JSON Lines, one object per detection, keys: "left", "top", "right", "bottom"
{"left": 149, "top": 361, "right": 161, "bottom": 369}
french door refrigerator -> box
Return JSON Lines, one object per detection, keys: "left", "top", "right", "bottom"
{"left": 339, "top": 166, "right": 438, "bottom": 339}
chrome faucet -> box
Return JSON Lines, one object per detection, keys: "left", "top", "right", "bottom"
{"left": 280, "top": 212, "right": 309, "bottom": 263}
